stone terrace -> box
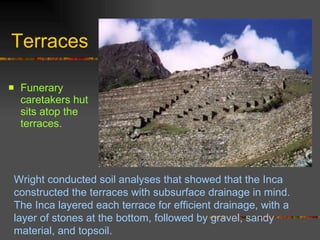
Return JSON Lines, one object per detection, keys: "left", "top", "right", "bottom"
{"left": 98, "top": 61, "right": 312, "bottom": 167}
{"left": 99, "top": 70, "right": 205, "bottom": 129}
{"left": 99, "top": 61, "right": 310, "bottom": 129}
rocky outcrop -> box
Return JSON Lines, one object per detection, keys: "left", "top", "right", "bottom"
{"left": 99, "top": 41, "right": 171, "bottom": 91}
{"left": 295, "top": 150, "right": 312, "bottom": 167}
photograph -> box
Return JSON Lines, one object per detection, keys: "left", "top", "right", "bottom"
{"left": 98, "top": 19, "right": 312, "bottom": 167}
{"left": 2, "top": 2, "right": 319, "bottom": 239}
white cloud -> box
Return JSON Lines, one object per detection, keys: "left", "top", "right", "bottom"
{"left": 175, "top": 30, "right": 193, "bottom": 44}
{"left": 140, "top": 19, "right": 175, "bottom": 51}
{"left": 220, "top": 33, "right": 237, "bottom": 45}
{"left": 159, "top": 24, "right": 299, "bottom": 71}
{"left": 182, "top": 18, "right": 196, "bottom": 27}
{"left": 158, "top": 29, "right": 224, "bottom": 71}
{"left": 297, "top": 53, "right": 310, "bottom": 63}
{"left": 221, "top": 25, "right": 299, "bottom": 69}
{"left": 296, "top": 52, "right": 311, "bottom": 70}
{"left": 159, "top": 41, "right": 224, "bottom": 71}
{"left": 99, "top": 19, "right": 300, "bottom": 72}
{"left": 98, "top": 19, "right": 141, "bottom": 48}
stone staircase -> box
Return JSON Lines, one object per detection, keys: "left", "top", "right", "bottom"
{"left": 99, "top": 73, "right": 204, "bottom": 129}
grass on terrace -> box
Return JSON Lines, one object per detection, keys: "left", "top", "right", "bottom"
{"left": 141, "top": 122, "right": 190, "bottom": 135}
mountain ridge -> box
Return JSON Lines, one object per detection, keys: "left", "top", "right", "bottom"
{"left": 99, "top": 40, "right": 171, "bottom": 91}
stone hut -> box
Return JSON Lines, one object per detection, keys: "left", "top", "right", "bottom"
{"left": 223, "top": 49, "right": 238, "bottom": 62}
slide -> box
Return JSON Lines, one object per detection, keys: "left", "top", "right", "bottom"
{"left": 0, "top": 1, "right": 318, "bottom": 239}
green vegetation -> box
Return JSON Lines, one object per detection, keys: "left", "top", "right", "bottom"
{"left": 282, "top": 80, "right": 312, "bottom": 103}
{"left": 283, "top": 135, "right": 312, "bottom": 157}
{"left": 235, "top": 135, "right": 312, "bottom": 167}
{"left": 99, "top": 73, "right": 164, "bottom": 92}
{"left": 99, "top": 72, "right": 139, "bottom": 91}
{"left": 236, "top": 96, "right": 283, "bottom": 113}
{"left": 141, "top": 122, "right": 190, "bottom": 135}
{"left": 235, "top": 108, "right": 246, "bottom": 113}
{"left": 253, "top": 97, "right": 283, "bottom": 112}
{"left": 235, "top": 79, "right": 311, "bottom": 114}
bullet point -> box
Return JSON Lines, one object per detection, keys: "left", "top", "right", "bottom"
{"left": 8, "top": 85, "right": 14, "bottom": 91}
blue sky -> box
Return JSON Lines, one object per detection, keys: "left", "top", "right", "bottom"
{"left": 99, "top": 19, "right": 312, "bottom": 73}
